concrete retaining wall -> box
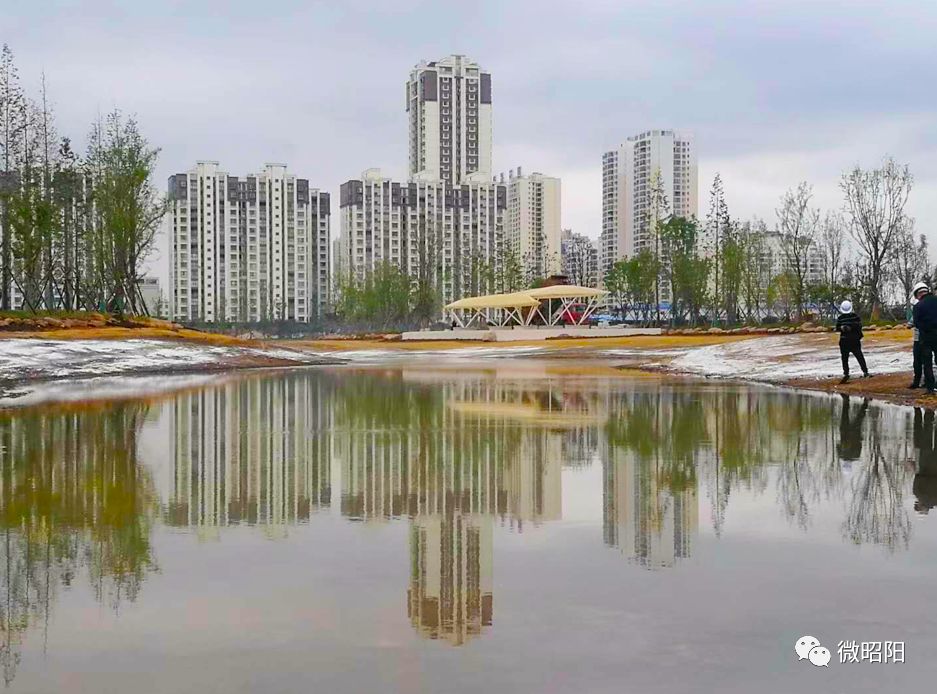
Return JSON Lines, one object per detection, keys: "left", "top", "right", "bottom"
{"left": 401, "top": 327, "right": 662, "bottom": 342}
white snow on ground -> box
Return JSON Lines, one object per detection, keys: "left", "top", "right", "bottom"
{"left": 668, "top": 334, "right": 910, "bottom": 381}
{"left": 0, "top": 338, "right": 330, "bottom": 383}
{"left": 0, "top": 373, "right": 234, "bottom": 408}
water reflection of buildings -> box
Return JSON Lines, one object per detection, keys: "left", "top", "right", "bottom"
{"left": 166, "top": 377, "right": 332, "bottom": 536}
{"left": 336, "top": 374, "right": 591, "bottom": 527}
{"left": 335, "top": 371, "right": 601, "bottom": 644}
{"left": 603, "top": 451, "right": 698, "bottom": 569}
{"left": 408, "top": 513, "right": 493, "bottom": 645}
{"left": 7, "top": 370, "right": 932, "bottom": 685}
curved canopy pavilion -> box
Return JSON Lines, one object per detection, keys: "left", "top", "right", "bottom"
{"left": 444, "top": 292, "right": 541, "bottom": 328}
{"left": 444, "top": 285, "right": 609, "bottom": 328}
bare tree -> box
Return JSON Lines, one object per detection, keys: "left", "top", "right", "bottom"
{"left": 818, "top": 211, "right": 847, "bottom": 319}
{"left": 890, "top": 217, "right": 928, "bottom": 313}
{"left": 841, "top": 157, "right": 913, "bottom": 319}
{"left": 561, "top": 231, "right": 597, "bottom": 287}
{"left": 739, "top": 218, "right": 771, "bottom": 323}
{"left": 85, "top": 111, "right": 166, "bottom": 314}
{"left": 776, "top": 182, "right": 820, "bottom": 320}
{"left": 0, "top": 43, "right": 26, "bottom": 310}
{"left": 705, "top": 173, "right": 730, "bottom": 323}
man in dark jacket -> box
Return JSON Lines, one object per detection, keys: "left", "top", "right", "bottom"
{"left": 912, "top": 284, "right": 937, "bottom": 394}
{"left": 835, "top": 300, "right": 868, "bottom": 383}
{"left": 909, "top": 282, "right": 931, "bottom": 388}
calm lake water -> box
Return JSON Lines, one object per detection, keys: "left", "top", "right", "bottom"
{"left": 2, "top": 362, "right": 936, "bottom": 693}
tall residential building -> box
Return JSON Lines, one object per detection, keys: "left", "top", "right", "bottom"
{"left": 168, "top": 162, "right": 330, "bottom": 323}
{"left": 561, "top": 229, "right": 599, "bottom": 287}
{"left": 600, "top": 130, "right": 697, "bottom": 278}
{"left": 501, "top": 168, "right": 562, "bottom": 279}
{"left": 407, "top": 55, "right": 493, "bottom": 186}
{"left": 755, "top": 229, "right": 825, "bottom": 286}
{"left": 338, "top": 169, "right": 506, "bottom": 306}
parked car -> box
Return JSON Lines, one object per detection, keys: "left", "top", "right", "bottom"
{"left": 560, "top": 303, "right": 589, "bottom": 324}
{"left": 592, "top": 313, "right": 621, "bottom": 326}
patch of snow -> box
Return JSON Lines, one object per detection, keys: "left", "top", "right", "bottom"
{"left": 668, "top": 334, "right": 910, "bottom": 381}
{"left": 0, "top": 338, "right": 327, "bottom": 386}
{"left": 0, "top": 373, "right": 232, "bottom": 409}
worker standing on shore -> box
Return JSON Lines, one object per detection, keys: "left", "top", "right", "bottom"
{"left": 909, "top": 282, "right": 930, "bottom": 389}
{"left": 835, "top": 300, "right": 869, "bottom": 383}
{"left": 912, "top": 283, "right": 937, "bottom": 394}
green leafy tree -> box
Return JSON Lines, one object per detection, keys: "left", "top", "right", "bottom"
{"left": 85, "top": 111, "right": 166, "bottom": 314}
{"left": 660, "top": 216, "right": 703, "bottom": 325}
{"left": 336, "top": 262, "right": 413, "bottom": 327}
{"left": 767, "top": 271, "right": 798, "bottom": 322}
{"left": 720, "top": 231, "right": 744, "bottom": 325}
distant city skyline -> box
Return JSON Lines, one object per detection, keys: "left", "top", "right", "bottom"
{"left": 4, "top": 1, "right": 935, "bottom": 294}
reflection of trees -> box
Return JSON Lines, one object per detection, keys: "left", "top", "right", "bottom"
{"left": 602, "top": 385, "right": 918, "bottom": 557}
{"left": 843, "top": 409, "right": 912, "bottom": 552}
{"left": 0, "top": 403, "right": 157, "bottom": 685}
{"left": 603, "top": 389, "right": 701, "bottom": 568}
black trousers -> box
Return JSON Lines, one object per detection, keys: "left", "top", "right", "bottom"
{"left": 922, "top": 341, "right": 937, "bottom": 390}
{"left": 840, "top": 341, "right": 868, "bottom": 376}
{"left": 913, "top": 341, "right": 924, "bottom": 386}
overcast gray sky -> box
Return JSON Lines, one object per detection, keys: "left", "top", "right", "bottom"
{"left": 5, "top": 0, "right": 936, "bottom": 287}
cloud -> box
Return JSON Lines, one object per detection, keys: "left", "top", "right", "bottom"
{"left": 3, "top": 0, "right": 934, "bottom": 287}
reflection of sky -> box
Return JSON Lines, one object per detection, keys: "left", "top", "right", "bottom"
{"left": 8, "top": 372, "right": 937, "bottom": 693}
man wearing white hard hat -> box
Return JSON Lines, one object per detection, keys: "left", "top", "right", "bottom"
{"left": 912, "top": 282, "right": 937, "bottom": 393}
{"left": 835, "top": 300, "right": 868, "bottom": 383}
{"left": 909, "top": 282, "right": 930, "bottom": 389}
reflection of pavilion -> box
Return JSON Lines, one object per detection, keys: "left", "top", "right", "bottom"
{"left": 167, "top": 377, "right": 332, "bottom": 534}
{"left": 333, "top": 374, "right": 599, "bottom": 645}
{"left": 603, "top": 450, "right": 698, "bottom": 569}
{"left": 408, "top": 513, "right": 493, "bottom": 645}
{"left": 336, "top": 377, "right": 582, "bottom": 528}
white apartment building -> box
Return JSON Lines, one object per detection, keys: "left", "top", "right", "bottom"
{"left": 500, "top": 168, "right": 561, "bottom": 279}
{"left": 407, "top": 54, "right": 493, "bottom": 186}
{"left": 560, "top": 229, "right": 599, "bottom": 288}
{"left": 756, "top": 229, "right": 825, "bottom": 286}
{"left": 168, "top": 162, "right": 330, "bottom": 323}
{"left": 337, "top": 169, "right": 506, "bottom": 305}
{"left": 600, "top": 130, "right": 698, "bottom": 279}
{"left": 136, "top": 277, "right": 163, "bottom": 316}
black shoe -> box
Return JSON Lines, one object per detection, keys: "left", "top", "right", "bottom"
{"left": 927, "top": 389, "right": 937, "bottom": 395}
{"left": 862, "top": 372, "right": 871, "bottom": 378}
{"left": 840, "top": 376, "right": 850, "bottom": 384}
{"left": 910, "top": 383, "right": 921, "bottom": 389}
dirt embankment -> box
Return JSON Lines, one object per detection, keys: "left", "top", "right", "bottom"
{"left": 787, "top": 372, "right": 934, "bottom": 408}
{"left": 0, "top": 313, "right": 261, "bottom": 347}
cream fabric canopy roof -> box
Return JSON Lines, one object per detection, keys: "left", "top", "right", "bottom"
{"left": 525, "top": 285, "right": 609, "bottom": 300}
{"left": 444, "top": 292, "right": 541, "bottom": 310}
{"left": 445, "top": 285, "right": 609, "bottom": 310}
